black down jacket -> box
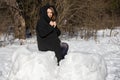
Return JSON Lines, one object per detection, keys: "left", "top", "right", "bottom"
{"left": 36, "top": 4, "right": 63, "bottom": 62}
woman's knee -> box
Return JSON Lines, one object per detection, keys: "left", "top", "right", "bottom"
{"left": 61, "top": 42, "right": 69, "bottom": 49}
{"left": 61, "top": 42, "right": 69, "bottom": 55}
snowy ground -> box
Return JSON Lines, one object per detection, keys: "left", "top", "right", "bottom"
{"left": 0, "top": 29, "right": 120, "bottom": 80}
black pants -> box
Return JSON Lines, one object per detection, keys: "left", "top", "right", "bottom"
{"left": 55, "top": 42, "right": 69, "bottom": 65}
{"left": 60, "top": 42, "right": 69, "bottom": 58}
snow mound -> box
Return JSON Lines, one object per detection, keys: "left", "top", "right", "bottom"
{"left": 8, "top": 47, "right": 107, "bottom": 80}
{"left": 8, "top": 47, "right": 57, "bottom": 80}
{"left": 59, "top": 53, "right": 107, "bottom": 80}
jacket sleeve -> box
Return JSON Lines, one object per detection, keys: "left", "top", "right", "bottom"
{"left": 36, "top": 20, "right": 54, "bottom": 38}
{"left": 54, "top": 26, "right": 61, "bottom": 36}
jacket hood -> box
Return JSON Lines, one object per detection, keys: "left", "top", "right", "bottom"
{"left": 39, "top": 3, "right": 57, "bottom": 23}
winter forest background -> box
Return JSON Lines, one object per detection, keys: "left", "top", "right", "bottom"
{"left": 0, "top": 0, "right": 120, "bottom": 41}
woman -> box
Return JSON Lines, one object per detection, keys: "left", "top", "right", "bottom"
{"left": 36, "top": 4, "right": 69, "bottom": 65}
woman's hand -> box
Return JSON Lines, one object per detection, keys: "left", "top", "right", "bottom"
{"left": 53, "top": 21, "right": 57, "bottom": 27}
{"left": 49, "top": 21, "right": 54, "bottom": 26}
{"left": 49, "top": 21, "right": 57, "bottom": 27}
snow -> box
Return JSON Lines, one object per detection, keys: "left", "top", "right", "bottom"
{"left": 8, "top": 47, "right": 57, "bottom": 80}
{"left": 0, "top": 28, "right": 120, "bottom": 80}
{"left": 7, "top": 46, "right": 106, "bottom": 80}
{"left": 58, "top": 53, "right": 106, "bottom": 80}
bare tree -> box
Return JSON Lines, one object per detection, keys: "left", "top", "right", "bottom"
{"left": 56, "top": 0, "right": 110, "bottom": 39}
{"left": 0, "top": 0, "right": 26, "bottom": 39}
{"left": 0, "top": 0, "right": 120, "bottom": 40}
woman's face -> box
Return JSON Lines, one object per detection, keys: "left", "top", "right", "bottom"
{"left": 47, "top": 8, "right": 53, "bottom": 18}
